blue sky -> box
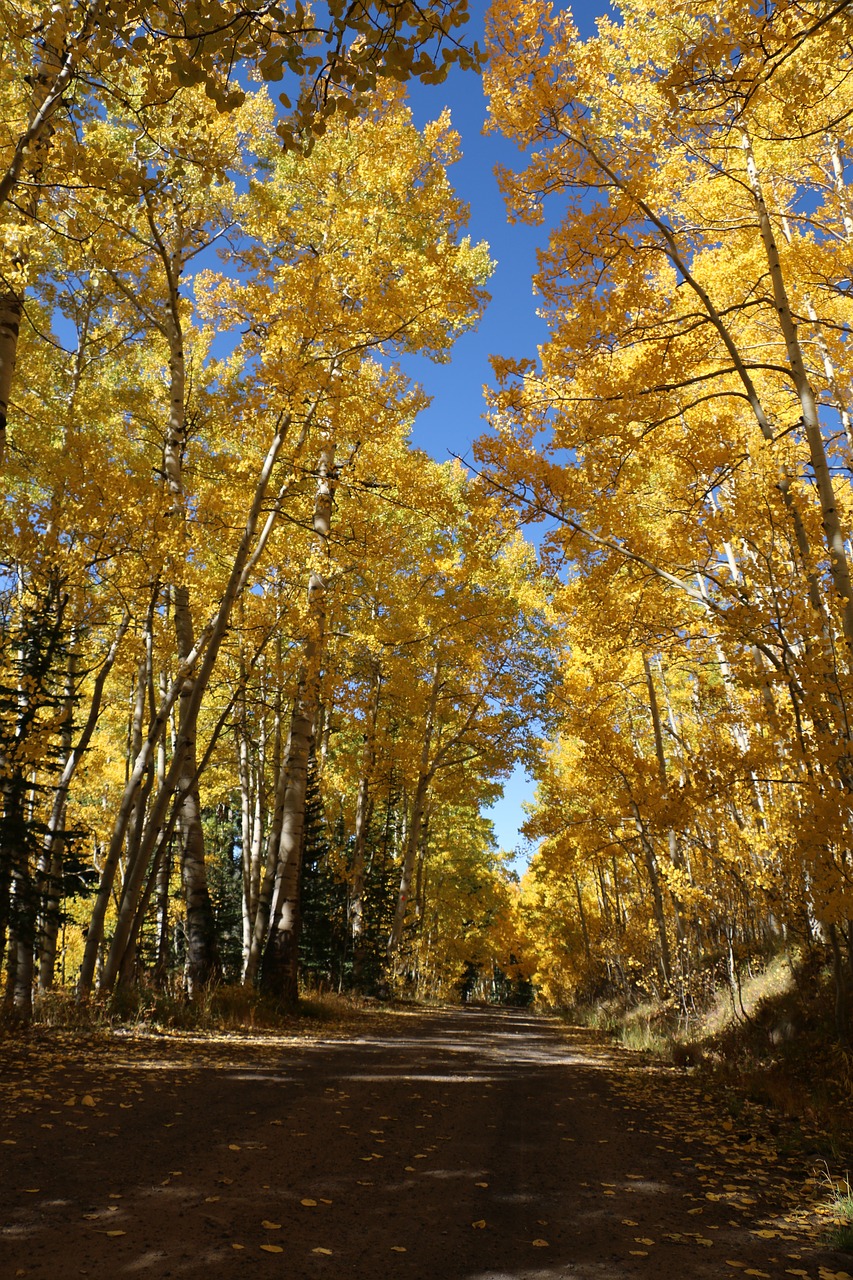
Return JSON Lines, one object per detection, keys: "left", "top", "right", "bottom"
{"left": 399, "top": 1, "right": 612, "bottom": 858}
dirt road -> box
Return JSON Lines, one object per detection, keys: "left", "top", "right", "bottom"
{"left": 1, "top": 1008, "right": 849, "bottom": 1279}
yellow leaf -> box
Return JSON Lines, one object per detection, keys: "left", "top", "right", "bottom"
{"left": 301, "top": 1199, "right": 317, "bottom": 1207}
{"left": 471, "top": 1220, "right": 486, "bottom": 1229}
{"left": 228, "top": 1144, "right": 240, "bottom": 1151}
{"left": 622, "top": 1219, "right": 638, "bottom": 1226}
{"left": 231, "top": 1244, "right": 245, "bottom": 1250}
{"left": 532, "top": 1238, "right": 549, "bottom": 1247}
{"left": 260, "top": 1244, "right": 283, "bottom": 1253}
{"left": 391, "top": 1246, "right": 407, "bottom": 1252}
{"left": 312, "top": 1247, "right": 333, "bottom": 1255}
{"left": 104, "top": 1230, "right": 126, "bottom": 1237}
{"left": 261, "top": 1220, "right": 281, "bottom": 1230}
{"left": 475, "top": 1182, "right": 489, "bottom": 1188}
{"left": 81, "top": 1095, "right": 96, "bottom": 1108}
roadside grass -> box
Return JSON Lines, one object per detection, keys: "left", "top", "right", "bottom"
{"left": 559, "top": 946, "right": 853, "bottom": 1154}
{"left": 23, "top": 983, "right": 399, "bottom": 1037}
{"left": 818, "top": 1166, "right": 853, "bottom": 1252}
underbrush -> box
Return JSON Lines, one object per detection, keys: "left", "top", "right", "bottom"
{"left": 560, "top": 946, "right": 853, "bottom": 1156}
{"left": 820, "top": 1169, "right": 853, "bottom": 1253}
{"left": 23, "top": 983, "right": 391, "bottom": 1036}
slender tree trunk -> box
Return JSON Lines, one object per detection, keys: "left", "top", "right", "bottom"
{"left": 35, "top": 640, "right": 77, "bottom": 991}
{"left": 173, "top": 584, "right": 219, "bottom": 994}
{"left": 829, "top": 136, "right": 853, "bottom": 241}
{"left": 350, "top": 665, "right": 381, "bottom": 984}
{"left": 574, "top": 875, "right": 592, "bottom": 969}
{"left": 630, "top": 799, "right": 673, "bottom": 985}
{"left": 238, "top": 700, "right": 254, "bottom": 969}
{"left": 643, "top": 655, "right": 688, "bottom": 962}
{"left": 261, "top": 442, "right": 336, "bottom": 1006}
{"left": 78, "top": 410, "right": 297, "bottom": 999}
{"left": 387, "top": 664, "right": 441, "bottom": 959}
{"left": 743, "top": 130, "right": 853, "bottom": 647}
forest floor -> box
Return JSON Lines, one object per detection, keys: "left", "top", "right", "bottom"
{"left": 1, "top": 1006, "right": 851, "bottom": 1280}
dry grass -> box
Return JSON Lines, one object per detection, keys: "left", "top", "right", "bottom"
{"left": 560, "top": 947, "right": 853, "bottom": 1158}
{"left": 21, "top": 983, "right": 399, "bottom": 1039}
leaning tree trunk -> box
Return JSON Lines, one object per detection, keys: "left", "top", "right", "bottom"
{"left": 77, "top": 409, "right": 297, "bottom": 999}
{"left": 742, "top": 130, "right": 853, "bottom": 649}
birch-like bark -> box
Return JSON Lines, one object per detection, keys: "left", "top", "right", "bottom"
{"left": 628, "top": 798, "right": 673, "bottom": 985}
{"left": 261, "top": 442, "right": 336, "bottom": 1005}
{"left": 153, "top": 670, "right": 172, "bottom": 985}
{"left": 173, "top": 583, "right": 219, "bottom": 994}
{"left": 249, "top": 730, "right": 266, "bottom": 921}
{"left": 829, "top": 137, "right": 853, "bottom": 241}
{"left": 36, "top": 614, "right": 128, "bottom": 990}
{"left": 574, "top": 875, "right": 592, "bottom": 968}
{"left": 238, "top": 692, "right": 254, "bottom": 967}
{"left": 387, "top": 665, "right": 441, "bottom": 959}
{"left": 349, "top": 665, "right": 381, "bottom": 982}
{"left": 742, "top": 130, "right": 853, "bottom": 648}
{"left": 243, "top": 718, "right": 292, "bottom": 985}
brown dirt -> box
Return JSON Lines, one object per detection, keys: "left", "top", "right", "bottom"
{"left": 1, "top": 1007, "right": 850, "bottom": 1279}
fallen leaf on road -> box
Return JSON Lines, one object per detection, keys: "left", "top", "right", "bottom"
{"left": 532, "top": 1239, "right": 549, "bottom": 1247}
{"left": 300, "top": 1199, "right": 317, "bottom": 1207}
{"left": 472, "top": 1220, "right": 486, "bottom": 1229}
{"left": 312, "top": 1247, "right": 333, "bottom": 1255}
{"left": 261, "top": 1220, "right": 281, "bottom": 1230}
{"left": 391, "top": 1246, "right": 407, "bottom": 1252}
{"left": 260, "top": 1244, "right": 283, "bottom": 1253}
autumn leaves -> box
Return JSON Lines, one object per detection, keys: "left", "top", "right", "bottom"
{"left": 0, "top": 2, "right": 541, "bottom": 1017}
{"left": 481, "top": 0, "right": 853, "bottom": 1021}
{"left": 4, "top": 0, "right": 853, "bottom": 1021}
